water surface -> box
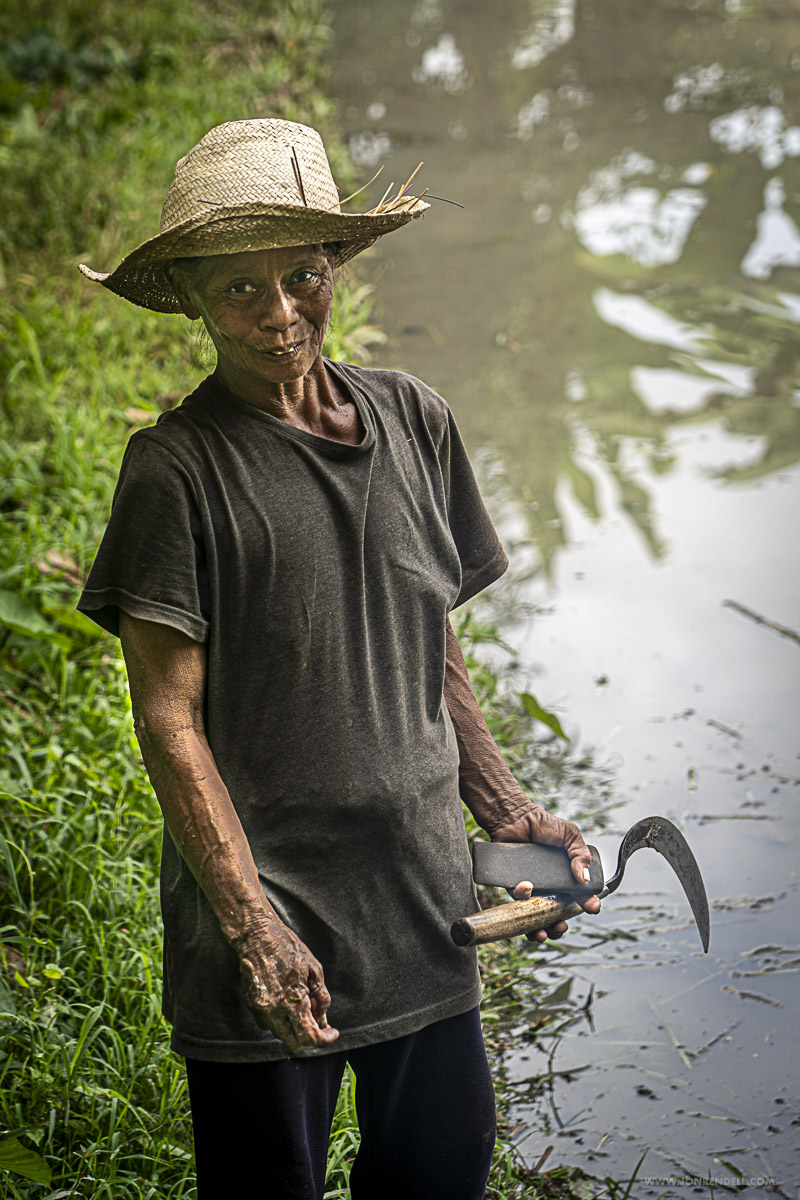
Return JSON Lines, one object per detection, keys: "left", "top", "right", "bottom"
{"left": 332, "top": 1, "right": 799, "bottom": 1190}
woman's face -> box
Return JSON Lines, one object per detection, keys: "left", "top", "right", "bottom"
{"left": 177, "top": 245, "right": 334, "bottom": 398}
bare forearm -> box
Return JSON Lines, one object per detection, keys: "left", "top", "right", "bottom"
{"left": 443, "top": 618, "right": 536, "bottom": 835}
{"left": 119, "top": 612, "right": 274, "bottom": 948}
{"left": 136, "top": 715, "right": 338, "bottom": 1045}
{"left": 119, "top": 612, "right": 337, "bottom": 1048}
{"left": 444, "top": 619, "right": 594, "bottom": 890}
{"left": 135, "top": 717, "right": 276, "bottom": 948}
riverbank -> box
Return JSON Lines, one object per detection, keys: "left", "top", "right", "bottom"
{"left": 1, "top": 4, "right": 612, "bottom": 1196}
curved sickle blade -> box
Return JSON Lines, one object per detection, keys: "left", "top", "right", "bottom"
{"left": 605, "top": 816, "right": 710, "bottom": 952}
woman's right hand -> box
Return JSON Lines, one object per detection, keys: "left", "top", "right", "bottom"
{"left": 119, "top": 613, "right": 339, "bottom": 1055}
{"left": 235, "top": 921, "right": 340, "bottom": 1052}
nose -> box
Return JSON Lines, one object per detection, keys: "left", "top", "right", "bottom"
{"left": 257, "top": 284, "right": 298, "bottom": 332}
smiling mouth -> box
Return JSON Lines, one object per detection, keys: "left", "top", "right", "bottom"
{"left": 262, "top": 342, "right": 304, "bottom": 358}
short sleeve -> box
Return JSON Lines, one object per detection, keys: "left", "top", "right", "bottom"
{"left": 77, "top": 434, "right": 210, "bottom": 641}
{"left": 438, "top": 407, "right": 509, "bottom": 608}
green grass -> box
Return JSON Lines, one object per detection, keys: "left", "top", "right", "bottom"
{"left": 0, "top": 3, "right": 620, "bottom": 1196}
{"left": 0, "top": 617, "right": 600, "bottom": 1197}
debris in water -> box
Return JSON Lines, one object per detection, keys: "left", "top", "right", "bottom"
{"left": 723, "top": 598, "right": 800, "bottom": 647}
{"left": 723, "top": 984, "right": 783, "bottom": 1007}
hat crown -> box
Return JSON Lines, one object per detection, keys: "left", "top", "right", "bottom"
{"left": 160, "top": 119, "right": 341, "bottom": 233}
{"left": 79, "top": 118, "right": 429, "bottom": 312}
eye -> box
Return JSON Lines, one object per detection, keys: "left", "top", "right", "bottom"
{"left": 290, "top": 267, "right": 322, "bottom": 285}
{"left": 225, "top": 280, "right": 258, "bottom": 295}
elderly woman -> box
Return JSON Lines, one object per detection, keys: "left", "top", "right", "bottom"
{"left": 77, "top": 120, "right": 599, "bottom": 1199}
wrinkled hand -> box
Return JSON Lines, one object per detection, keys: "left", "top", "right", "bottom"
{"left": 235, "top": 921, "right": 340, "bottom": 1052}
{"left": 491, "top": 808, "right": 601, "bottom": 942}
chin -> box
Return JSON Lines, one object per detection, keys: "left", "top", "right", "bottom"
{"left": 256, "top": 345, "right": 319, "bottom": 379}
{"left": 260, "top": 359, "right": 314, "bottom": 384}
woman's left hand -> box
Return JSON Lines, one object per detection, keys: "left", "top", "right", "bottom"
{"left": 491, "top": 808, "right": 602, "bottom": 942}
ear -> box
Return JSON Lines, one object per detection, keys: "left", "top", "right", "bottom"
{"left": 173, "top": 285, "right": 202, "bottom": 321}
{"left": 168, "top": 263, "right": 204, "bottom": 320}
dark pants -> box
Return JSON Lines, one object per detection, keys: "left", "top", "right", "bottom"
{"left": 185, "top": 1006, "right": 496, "bottom": 1200}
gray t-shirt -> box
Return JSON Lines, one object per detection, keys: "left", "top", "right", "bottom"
{"left": 79, "top": 360, "right": 508, "bottom": 1062}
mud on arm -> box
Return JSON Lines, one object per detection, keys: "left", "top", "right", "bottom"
{"left": 118, "top": 612, "right": 339, "bottom": 1050}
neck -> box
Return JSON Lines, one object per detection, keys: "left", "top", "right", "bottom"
{"left": 213, "top": 353, "right": 325, "bottom": 418}
{"left": 214, "top": 357, "right": 362, "bottom": 444}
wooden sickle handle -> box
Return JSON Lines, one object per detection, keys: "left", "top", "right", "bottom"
{"left": 451, "top": 894, "right": 583, "bottom": 947}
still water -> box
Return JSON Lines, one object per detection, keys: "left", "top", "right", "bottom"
{"left": 332, "top": 0, "right": 799, "bottom": 1192}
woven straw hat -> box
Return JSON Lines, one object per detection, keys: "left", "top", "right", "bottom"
{"left": 79, "top": 119, "right": 430, "bottom": 313}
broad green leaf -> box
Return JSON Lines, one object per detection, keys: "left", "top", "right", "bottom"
{"left": 0, "top": 590, "right": 71, "bottom": 649}
{"left": 0, "top": 974, "right": 16, "bottom": 1015}
{"left": 41, "top": 600, "right": 101, "bottom": 638}
{"left": 518, "top": 692, "right": 569, "bottom": 741}
{"left": 0, "top": 589, "right": 51, "bottom": 636}
{"left": 0, "top": 1137, "right": 52, "bottom": 1185}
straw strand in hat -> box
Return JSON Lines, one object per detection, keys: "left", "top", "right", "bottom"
{"left": 79, "top": 119, "right": 430, "bottom": 314}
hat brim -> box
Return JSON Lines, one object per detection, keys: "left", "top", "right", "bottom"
{"left": 79, "top": 200, "right": 429, "bottom": 313}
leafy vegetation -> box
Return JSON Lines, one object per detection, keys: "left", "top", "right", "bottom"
{"left": 0, "top": 2, "right": 621, "bottom": 1196}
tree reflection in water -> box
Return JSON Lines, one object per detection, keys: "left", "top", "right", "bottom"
{"left": 335, "top": 0, "right": 800, "bottom": 572}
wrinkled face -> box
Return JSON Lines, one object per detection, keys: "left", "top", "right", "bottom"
{"left": 176, "top": 245, "right": 335, "bottom": 395}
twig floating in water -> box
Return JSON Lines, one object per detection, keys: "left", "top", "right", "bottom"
{"left": 649, "top": 1001, "right": 693, "bottom": 1069}
{"left": 532, "top": 1145, "right": 553, "bottom": 1173}
{"left": 691, "top": 1020, "right": 741, "bottom": 1058}
{"left": 705, "top": 717, "right": 742, "bottom": 741}
{"left": 723, "top": 599, "right": 800, "bottom": 647}
{"left": 723, "top": 984, "right": 784, "bottom": 1007}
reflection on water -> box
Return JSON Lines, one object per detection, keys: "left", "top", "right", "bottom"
{"left": 572, "top": 152, "right": 710, "bottom": 266}
{"left": 334, "top": 0, "right": 800, "bottom": 569}
{"left": 332, "top": 0, "right": 799, "bottom": 1188}
{"left": 413, "top": 32, "right": 470, "bottom": 91}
